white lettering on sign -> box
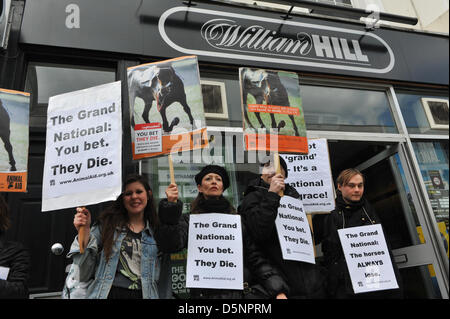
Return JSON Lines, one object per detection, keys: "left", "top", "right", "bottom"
{"left": 65, "top": 4, "right": 80, "bottom": 29}
{"left": 159, "top": 7, "right": 395, "bottom": 74}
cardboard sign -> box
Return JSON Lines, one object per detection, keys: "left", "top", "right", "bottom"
{"left": 42, "top": 81, "right": 122, "bottom": 212}
{"left": 0, "top": 89, "right": 30, "bottom": 192}
{"left": 338, "top": 224, "right": 399, "bottom": 294}
{"left": 281, "top": 138, "right": 335, "bottom": 213}
{"left": 186, "top": 213, "right": 243, "bottom": 290}
{"left": 275, "top": 196, "right": 315, "bottom": 264}
{"left": 239, "top": 68, "right": 307, "bottom": 154}
{"left": 127, "top": 56, "right": 208, "bottom": 159}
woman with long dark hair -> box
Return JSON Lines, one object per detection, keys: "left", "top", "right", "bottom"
{"left": 158, "top": 165, "right": 289, "bottom": 299}
{"left": 68, "top": 174, "right": 181, "bottom": 299}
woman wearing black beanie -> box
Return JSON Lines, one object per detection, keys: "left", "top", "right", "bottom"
{"left": 155, "top": 164, "right": 289, "bottom": 299}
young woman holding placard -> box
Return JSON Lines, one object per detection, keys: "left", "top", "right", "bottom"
{"left": 68, "top": 174, "right": 180, "bottom": 299}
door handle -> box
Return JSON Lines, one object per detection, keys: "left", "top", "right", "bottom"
{"left": 393, "top": 254, "right": 408, "bottom": 264}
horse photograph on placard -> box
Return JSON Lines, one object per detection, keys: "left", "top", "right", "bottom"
{"left": 0, "top": 89, "right": 30, "bottom": 192}
{"left": 127, "top": 56, "right": 208, "bottom": 160}
{"left": 239, "top": 67, "right": 308, "bottom": 154}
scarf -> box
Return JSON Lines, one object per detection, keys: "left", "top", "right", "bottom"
{"left": 335, "top": 190, "right": 364, "bottom": 212}
{"left": 193, "top": 195, "right": 233, "bottom": 214}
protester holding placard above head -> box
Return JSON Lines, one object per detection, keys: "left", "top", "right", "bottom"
{"left": 157, "top": 164, "right": 290, "bottom": 299}
{"left": 238, "top": 155, "right": 327, "bottom": 299}
{"left": 0, "top": 194, "right": 30, "bottom": 299}
{"left": 67, "top": 174, "right": 181, "bottom": 299}
{"left": 313, "top": 168, "right": 403, "bottom": 298}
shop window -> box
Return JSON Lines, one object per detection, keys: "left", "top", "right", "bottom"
{"left": 421, "top": 98, "right": 449, "bottom": 130}
{"left": 199, "top": 71, "right": 243, "bottom": 128}
{"left": 24, "top": 63, "right": 116, "bottom": 129}
{"left": 411, "top": 140, "right": 449, "bottom": 254}
{"left": 300, "top": 84, "right": 398, "bottom": 133}
{"left": 396, "top": 91, "right": 449, "bottom": 135}
{"left": 201, "top": 80, "right": 229, "bottom": 120}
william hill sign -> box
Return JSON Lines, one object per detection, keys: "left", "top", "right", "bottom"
{"left": 159, "top": 6, "right": 395, "bottom": 74}
{"left": 19, "top": 0, "right": 448, "bottom": 85}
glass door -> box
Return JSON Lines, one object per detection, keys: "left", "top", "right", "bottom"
{"left": 327, "top": 139, "right": 446, "bottom": 298}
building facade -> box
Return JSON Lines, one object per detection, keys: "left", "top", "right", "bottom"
{"left": 0, "top": 0, "right": 448, "bottom": 298}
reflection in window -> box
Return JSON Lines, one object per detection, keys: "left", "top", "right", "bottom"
{"left": 412, "top": 141, "right": 449, "bottom": 240}
{"left": 396, "top": 92, "right": 449, "bottom": 135}
{"left": 24, "top": 63, "right": 116, "bottom": 128}
{"left": 300, "top": 85, "right": 397, "bottom": 133}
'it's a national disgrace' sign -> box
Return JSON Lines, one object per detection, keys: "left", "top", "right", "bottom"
{"left": 42, "top": 81, "right": 122, "bottom": 212}
{"left": 281, "top": 138, "right": 335, "bottom": 213}
{"left": 186, "top": 213, "right": 243, "bottom": 290}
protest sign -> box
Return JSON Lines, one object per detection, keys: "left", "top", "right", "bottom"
{"left": 42, "top": 81, "right": 122, "bottom": 212}
{"left": 127, "top": 56, "right": 208, "bottom": 160}
{"left": 0, "top": 89, "right": 30, "bottom": 192}
{"left": 338, "top": 224, "right": 399, "bottom": 294}
{"left": 186, "top": 213, "right": 243, "bottom": 290}
{"left": 281, "top": 138, "right": 335, "bottom": 213}
{"left": 275, "top": 196, "right": 315, "bottom": 264}
{"left": 239, "top": 68, "right": 307, "bottom": 154}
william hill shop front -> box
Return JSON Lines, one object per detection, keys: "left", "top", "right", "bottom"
{"left": 0, "top": 0, "right": 448, "bottom": 299}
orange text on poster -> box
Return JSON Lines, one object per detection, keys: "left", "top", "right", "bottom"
{"left": 245, "top": 133, "right": 308, "bottom": 154}
{"left": 248, "top": 104, "right": 300, "bottom": 116}
{"left": 132, "top": 128, "right": 209, "bottom": 159}
{"left": 0, "top": 172, "right": 28, "bottom": 192}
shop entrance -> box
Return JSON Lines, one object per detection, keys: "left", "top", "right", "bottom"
{"left": 327, "top": 140, "right": 444, "bottom": 298}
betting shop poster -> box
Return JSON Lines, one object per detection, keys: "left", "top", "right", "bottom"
{"left": 42, "top": 82, "right": 122, "bottom": 212}
{"left": 0, "top": 89, "right": 30, "bottom": 192}
{"left": 239, "top": 68, "right": 308, "bottom": 153}
{"left": 127, "top": 56, "right": 208, "bottom": 159}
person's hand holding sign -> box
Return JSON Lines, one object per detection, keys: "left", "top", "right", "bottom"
{"left": 73, "top": 207, "right": 91, "bottom": 253}
{"left": 165, "top": 183, "right": 179, "bottom": 203}
{"left": 268, "top": 174, "right": 285, "bottom": 194}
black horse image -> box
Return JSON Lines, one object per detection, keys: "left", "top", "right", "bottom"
{"left": 128, "top": 64, "right": 195, "bottom": 133}
{"left": 242, "top": 69, "right": 300, "bottom": 136}
{"left": 0, "top": 99, "right": 16, "bottom": 171}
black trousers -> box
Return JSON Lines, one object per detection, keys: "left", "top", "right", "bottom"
{"left": 107, "top": 286, "right": 143, "bottom": 299}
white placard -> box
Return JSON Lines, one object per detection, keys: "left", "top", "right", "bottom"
{"left": 281, "top": 138, "right": 335, "bottom": 213}
{"left": 275, "top": 196, "right": 315, "bottom": 264}
{"left": 338, "top": 224, "right": 399, "bottom": 294}
{"left": 186, "top": 213, "right": 243, "bottom": 290}
{"left": 42, "top": 81, "right": 122, "bottom": 212}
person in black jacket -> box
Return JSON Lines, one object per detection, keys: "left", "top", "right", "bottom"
{"left": 312, "top": 168, "right": 403, "bottom": 299}
{"left": 238, "top": 156, "right": 327, "bottom": 298}
{"left": 156, "top": 164, "right": 290, "bottom": 299}
{"left": 0, "top": 194, "right": 30, "bottom": 299}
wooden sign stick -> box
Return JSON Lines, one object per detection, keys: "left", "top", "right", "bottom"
{"left": 168, "top": 154, "right": 175, "bottom": 185}
{"left": 77, "top": 206, "right": 88, "bottom": 254}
